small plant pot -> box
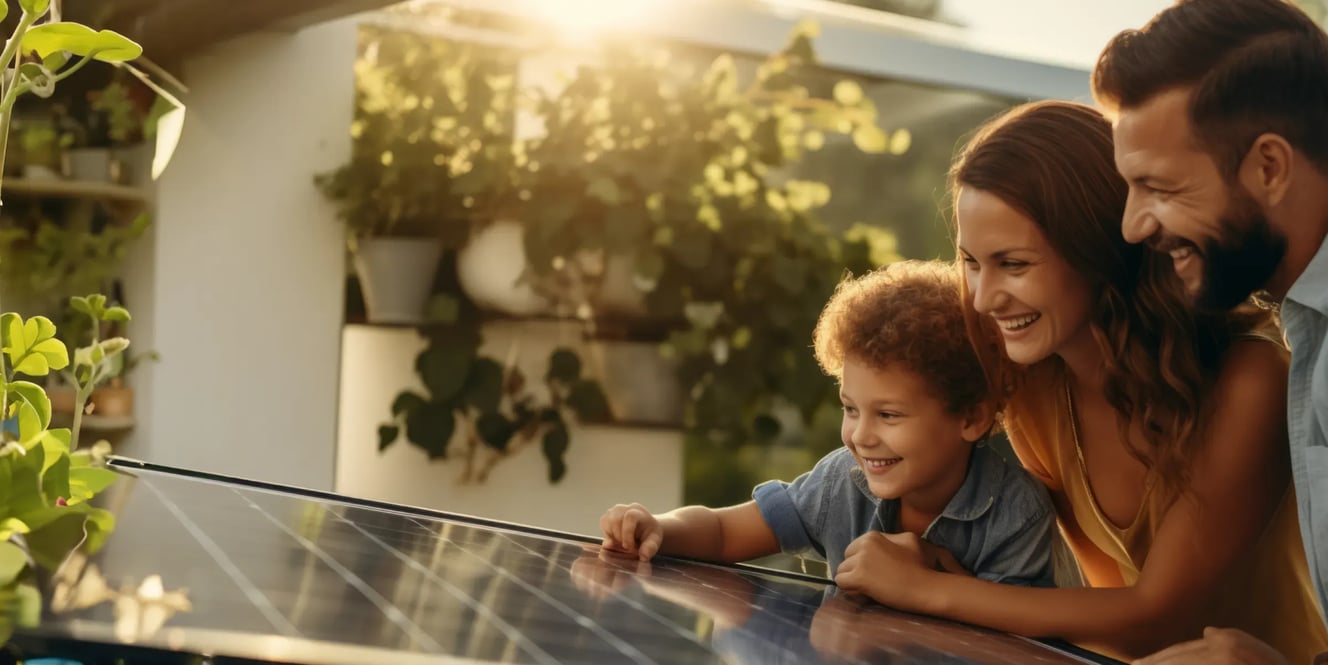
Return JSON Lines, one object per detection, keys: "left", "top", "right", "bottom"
{"left": 47, "top": 386, "right": 76, "bottom": 414}
{"left": 89, "top": 383, "right": 134, "bottom": 418}
{"left": 353, "top": 236, "right": 443, "bottom": 325}
{"left": 65, "top": 147, "right": 115, "bottom": 182}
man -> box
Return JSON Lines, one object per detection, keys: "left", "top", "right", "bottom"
{"left": 1092, "top": 0, "right": 1328, "bottom": 663}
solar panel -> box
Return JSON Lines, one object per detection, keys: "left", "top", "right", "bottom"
{"left": 4, "top": 458, "right": 1123, "bottom": 665}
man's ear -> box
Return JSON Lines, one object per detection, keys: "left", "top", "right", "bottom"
{"left": 960, "top": 401, "right": 997, "bottom": 443}
{"left": 1239, "top": 132, "right": 1294, "bottom": 208}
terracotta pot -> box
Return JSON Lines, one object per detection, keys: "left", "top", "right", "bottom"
{"left": 89, "top": 382, "right": 134, "bottom": 418}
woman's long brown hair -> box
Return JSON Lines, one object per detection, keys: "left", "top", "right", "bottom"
{"left": 950, "top": 100, "right": 1276, "bottom": 501}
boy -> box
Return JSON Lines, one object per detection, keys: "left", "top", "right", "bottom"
{"left": 598, "top": 260, "right": 1056, "bottom": 589}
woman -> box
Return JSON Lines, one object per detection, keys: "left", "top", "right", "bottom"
{"left": 830, "top": 101, "right": 1328, "bottom": 663}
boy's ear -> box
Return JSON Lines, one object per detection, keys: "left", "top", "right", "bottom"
{"left": 960, "top": 401, "right": 997, "bottom": 443}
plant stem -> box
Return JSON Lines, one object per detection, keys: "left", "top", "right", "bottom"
{"left": 70, "top": 386, "right": 87, "bottom": 451}
{"left": 0, "top": 8, "right": 41, "bottom": 206}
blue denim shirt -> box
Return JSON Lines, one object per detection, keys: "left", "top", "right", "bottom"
{"left": 1283, "top": 233, "right": 1328, "bottom": 623}
{"left": 752, "top": 444, "right": 1055, "bottom": 586}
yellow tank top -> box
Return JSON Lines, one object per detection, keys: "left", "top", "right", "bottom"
{"left": 1004, "top": 360, "right": 1328, "bottom": 664}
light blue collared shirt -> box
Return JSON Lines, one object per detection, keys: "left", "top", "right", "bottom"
{"left": 752, "top": 444, "right": 1055, "bottom": 586}
{"left": 1283, "top": 233, "right": 1328, "bottom": 623}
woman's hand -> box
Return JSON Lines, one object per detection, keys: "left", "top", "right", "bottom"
{"left": 1133, "top": 628, "right": 1291, "bottom": 665}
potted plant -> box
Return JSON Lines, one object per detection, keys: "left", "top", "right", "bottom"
{"left": 377, "top": 286, "right": 611, "bottom": 484}
{"left": 514, "top": 23, "right": 907, "bottom": 447}
{"left": 316, "top": 24, "right": 521, "bottom": 324}
{"left": 62, "top": 73, "right": 163, "bottom": 184}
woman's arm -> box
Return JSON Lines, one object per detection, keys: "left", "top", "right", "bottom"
{"left": 838, "top": 341, "right": 1292, "bottom": 659}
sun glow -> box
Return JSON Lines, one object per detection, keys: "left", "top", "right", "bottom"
{"left": 522, "top": 0, "right": 668, "bottom": 36}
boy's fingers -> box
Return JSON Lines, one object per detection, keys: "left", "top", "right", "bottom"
{"left": 621, "top": 510, "right": 641, "bottom": 551}
{"left": 639, "top": 531, "right": 662, "bottom": 560}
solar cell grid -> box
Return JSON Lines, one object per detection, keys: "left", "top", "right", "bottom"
{"left": 2, "top": 459, "right": 1121, "bottom": 665}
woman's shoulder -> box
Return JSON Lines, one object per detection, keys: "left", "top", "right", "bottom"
{"left": 1215, "top": 334, "right": 1289, "bottom": 397}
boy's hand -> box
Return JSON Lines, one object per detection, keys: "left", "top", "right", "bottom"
{"left": 835, "top": 531, "right": 967, "bottom": 609}
{"left": 599, "top": 503, "right": 664, "bottom": 560}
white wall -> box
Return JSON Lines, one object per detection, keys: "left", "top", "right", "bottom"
{"left": 138, "top": 18, "right": 356, "bottom": 489}
{"left": 336, "top": 323, "right": 684, "bottom": 536}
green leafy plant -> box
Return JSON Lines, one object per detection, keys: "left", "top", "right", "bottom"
{"left": 0, "top": 295, "right": 132, "bottom": 643}
{"left": 378, "top": 291, "right": 610, "bottom": 484}
{"left": 515, "top": 24, "right": 905, "bottom": 477}
{"left": 314, "top": 24, "right": 519, "bottom": 246}
{"left": 0, "top": 210, "right": 150, "bottom": 319}
{"left": 0, "top": 0, "right": 144, "bottom": 201}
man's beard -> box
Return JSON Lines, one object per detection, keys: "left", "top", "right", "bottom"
{"left": 1192, "top": 190, "right": 1286, "bottom": 312}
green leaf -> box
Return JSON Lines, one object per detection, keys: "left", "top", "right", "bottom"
{"left": 404, "top": 405, "right": 455, "bottom": 459}
{"left": 390, "top": 391, "right": 427, "bottom": 417}
{"left": 103, "top": 307, "right": 130, "bottom": 323}
{"left": 3, "top": 315, "right": 69, "bottom": 377}
{"left": 475, "top": 412, "right": 515, "bottom": 451}
{"left": 567, "top": 380, "right": 612, "bottom": 422}
{"left": 0, "top": 518, "right": 29, "bottom": 541}
{"left": 21, "top": 24, "right": 143, "bottom": 63}
{"left": 69, "top": 296, "right": 92, "bottom": 317}
{"left": 0, "top": 2, "right": 8, "bottom": 24}
{"left": 18, "top": 62, "right": 55, "bottom": 98}
{"left": 546, "top": 349, "right": 581, "bottom": 383}
{"left": 17, "top": 0, "right": 50, "bottom": 16}
{"left": 463, "top": 358, "right": 504, "bottom": 414}
{"left": 377, "top": 425, "right": 399, "bottom": 451}
{"left": 852, "top": 125, "right": 888, "bottom": 154}
{"left": 833, "top": 80, "right": 864, "bottom": 106}
{"left": 0, "top": 542, "right": 25, "bottom": 587}
{"left": 41, "top": 50, "right": 66, "bottom": 72}
{"left": 82, "top": 507, "right": 116, "bottom": 555}
{"left": 66, "top": 466, "right": 118, "bottom": 503}
{"left": 541, "top": 424, "right": 570, "bottom": 484}
{"left": 416, "top": 345, "right": 471, "bottom": 402}
{"left": 41, "top": 454, "right": 69, "bottom": 506}
{"left": 7, "top": 381, "right": 51, "bottom": 436}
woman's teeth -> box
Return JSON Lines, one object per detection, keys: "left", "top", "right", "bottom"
{"left": 865, "top": 457, "right": 901, "bottom": 469}
{"left": 1170, "top": 246, "right": 1195, "bottom": 260}
{"left": 998, "top": 314, "right": 1040, "bottom": 331}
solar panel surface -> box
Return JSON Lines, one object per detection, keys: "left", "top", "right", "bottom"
{"left": 4, "top": 458, "right": 1121, "bottom": 665}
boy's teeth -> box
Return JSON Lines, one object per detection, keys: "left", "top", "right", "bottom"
{"left": 866, "top": 457, "right": 901, "bottom": 468}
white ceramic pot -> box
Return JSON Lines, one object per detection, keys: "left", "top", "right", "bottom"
{"left": 455, "top": 220, "right": 550, "bottom": 316}
{"left": 353, "top": 237, "right": 442, "bottom": 324}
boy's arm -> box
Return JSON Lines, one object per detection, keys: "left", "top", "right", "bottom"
{"left": 656, "top": 501, "right": 781, "bottom": 562}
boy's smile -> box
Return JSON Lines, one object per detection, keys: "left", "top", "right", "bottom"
{"left": 839, "top": 358, "right": 987, "bottom": 519}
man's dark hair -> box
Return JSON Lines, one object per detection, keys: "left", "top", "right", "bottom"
{"left": 1093, "top": 0, "right": 1328, "bottom": 179}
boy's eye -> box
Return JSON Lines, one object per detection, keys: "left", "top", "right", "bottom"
{"left": 841, "top": 405, "right": 858, "bottom": 415}
{"left": 1000, "top": 260, "right": 1028, "bottom": 269}
{"left": 877, "top": 411, "right": 901, "bottom": 420}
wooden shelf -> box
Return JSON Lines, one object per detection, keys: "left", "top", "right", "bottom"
{"left": 0, "top": 178, "right": 150, "bottom": 205}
